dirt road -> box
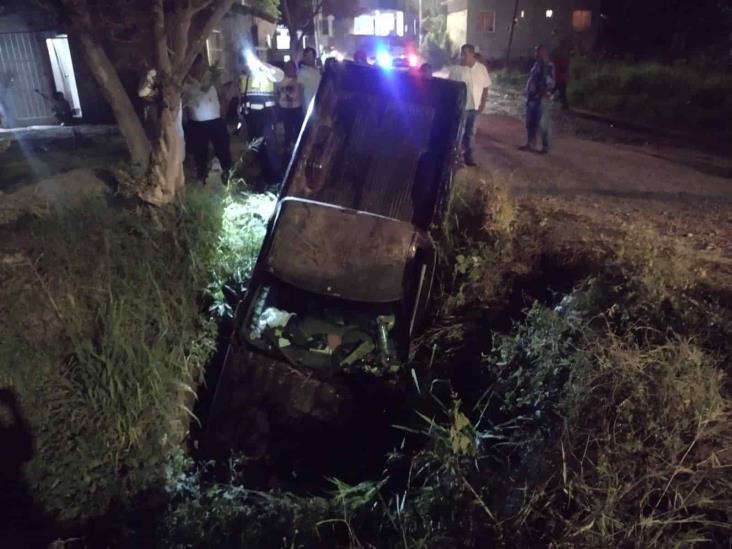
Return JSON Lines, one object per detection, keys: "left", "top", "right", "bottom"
{"left": 471, "top": 110, "right": 732, "bottom": 263}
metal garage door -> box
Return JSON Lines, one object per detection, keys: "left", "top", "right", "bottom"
{"left": 0, "top": 31, "right": 56, "bottom": 128}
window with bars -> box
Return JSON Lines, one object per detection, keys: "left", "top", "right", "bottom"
{"left": 206, "top": 29, "right": 225, "bottom": 67}
{"left": 476, "top": 10, "right": 496, "bottom": 33}
{"left": 572, "top": 10, "right": 592, "bottom": 31}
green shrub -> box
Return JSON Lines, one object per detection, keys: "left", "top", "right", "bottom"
{"left": 160, "top": 452, "right": 384, "bottom": 548}
{"left": 420, "top": 14, "right": 455, "bottom": 69}
{"left": 0, "top": 190, "right": 221, "bottom": 523}
{"left": 568, "top": 57, "right": 732, "bottom": 134}
{"left": 469, "top": 278, "right": 732, "bottom": 546}
{"left": 207, "top": 191, "right": 275, "bottom": 319}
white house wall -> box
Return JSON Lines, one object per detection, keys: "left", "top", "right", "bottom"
{"left": 447, "top": 10, "right": 469, "bottom": 53}
{"left": 450, "top": 0, "right": 601, "bottom": 62}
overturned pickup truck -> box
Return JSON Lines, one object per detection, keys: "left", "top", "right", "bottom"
{"left": 206, "top": 62, "right": 466, "bottom": 453}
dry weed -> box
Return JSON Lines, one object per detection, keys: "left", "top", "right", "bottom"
{"left": 562, "top": 337, "right": 732, "bottom": 547}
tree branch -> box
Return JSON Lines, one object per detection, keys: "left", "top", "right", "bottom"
{"left": 176, "top": 0, "right": 236, "bottom": 82}
{"left": 283, "top": 0, "right": 325, "bottom": 32}
{"left": 153, "top": 0, "right": 172, "bottom": 74}
{"left": 281, "top": 0, "right": 293, "bottom": 28}
{"left": 58, "top": 0, "right": 151, "bottom": 173}
{"left": 305, "top": 0, "right": 326, "bottom": 28}
{"left": 191, "top": 0, "right": 216, "bottom": 14}
{"left": 171, "top": 4, "right": 194, "bottom": 69}
{"left": 58, "top": 0, "right": 91, "bottom": 29}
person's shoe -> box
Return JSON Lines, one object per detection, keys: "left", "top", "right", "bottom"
{"left": 517, "top": 144, "right": 533, "bottom": 152}
{"left": 539, "top": 148, "right": 549, "bottom": 155}
{"left": 465, "top": 157, "right": 478, "bottom": 167}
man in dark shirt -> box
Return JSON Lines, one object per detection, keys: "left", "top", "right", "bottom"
{"left": 518, "top": 45, "right": 555, "bottom": 154}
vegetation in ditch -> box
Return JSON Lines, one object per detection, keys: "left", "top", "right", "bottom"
{"left": 1, "top": 167, "right": 729, "bottom": 546}
{"left": 158, "top": 172, "right": 732, "bottom": 547}
{"left": 0, "top": 189, "right": 245, "bottom": 528}
{"left": 206, "top": 190, "right": 277, "bottom": 321}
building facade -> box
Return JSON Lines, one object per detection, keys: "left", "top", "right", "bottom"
{"left": 314, "top": 0, "right": 421, "bottom": 61}
{"left": 446, "top": 0, "right": 601, "bottom": 62}
{"left": 0, "top": 1, "right": 274, "bottom": 128}
{"left": 206, "top": 4, "right": 277, "bottom": 80}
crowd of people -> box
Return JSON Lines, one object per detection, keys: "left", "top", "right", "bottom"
{"left": 133, "top": 41, "right": 570, "bottom": 186}
{"left": 236, "top": 46, "right": 322, "bottom": 184}
{"left": 447, "top": 41, "right": 571, "bottom": 164}
{"left": 138, "top": 47, "right": 324, "bottom": 186}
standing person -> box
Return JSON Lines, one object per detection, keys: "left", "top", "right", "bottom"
{"left": 299, "top": 47, "right": 321, "bottom": 113}
{"left": 35, "top": 89, "right": 73, "bottom": 125}
{"left": 323, "top": 57, "right": 338, "bottom": 72}
{"left": 50, "top": 92, "right": 73, "bottom": 125}
{"left": 448, "top": 44, "right": 492, "bottom": 167}
{"left": 277, "top": 61, "right": 304, "bottom": 152}
{"left": 519, "top": 45, "right": 555, "bottom": 154}
{"left": 239, "top": 51, "right": 284, "bottom": 181}
{"left": 552, "top": 44, "right": 570, "bottom": 110}
{"left": 239, "top": 52, "right": 283, "bottom": 142}
{"left": 183, "top": 55, "right": 233, "bottom": 183}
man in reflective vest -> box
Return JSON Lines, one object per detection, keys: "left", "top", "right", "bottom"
{"left": 238, "top": 51, "right": 284, "bottom": 182}
{"left": 239, "top": 52, "right": 283, "bottom": 141}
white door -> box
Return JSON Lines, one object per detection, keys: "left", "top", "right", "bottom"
{"left": 46, "top": 36, "right": 82, "bottom": 117}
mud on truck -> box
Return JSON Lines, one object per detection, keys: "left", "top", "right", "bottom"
{"left": 205, "top": 61, "right": 466, "bottom": 463}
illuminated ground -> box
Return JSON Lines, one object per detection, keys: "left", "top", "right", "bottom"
{"left": 0, "top": 125, "right": 123, "bottom": 193}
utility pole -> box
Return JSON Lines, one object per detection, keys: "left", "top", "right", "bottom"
{"left": 418, "top": 0, "right": 422, "bottom": 42}
{"left": 312, "top": 0, "right": 320, "bottom": 54}
{"left": 505, "top": 0, "right": 520, "bottom": 68}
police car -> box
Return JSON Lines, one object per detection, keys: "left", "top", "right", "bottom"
{"left": 362, "top": 37, "right": 422, "bottom": 71}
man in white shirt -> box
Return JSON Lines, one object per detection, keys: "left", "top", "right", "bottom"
{"left": 448, "top": 44, "right": 492, "bottom": 166}
{"left": 183, "top": 55, "right": 232, "bottom": 182}
{"left": 298, "top": 47, "right": 321, "bottom": 114}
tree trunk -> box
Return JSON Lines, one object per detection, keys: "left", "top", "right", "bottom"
{"left": 281, "top": 0, "right": 305, "bottom": 59}
{"left": 289, "top": 25, "right": 303, "bottom": 59}
{"left": 74, "top": 28, "right": 151, "bottom": 176}
{"left": 141, "top": 89, "right": 185, "bottom": 206}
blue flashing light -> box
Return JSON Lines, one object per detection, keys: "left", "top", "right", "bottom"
{"left": 376, "top": 51, "right": 393, "bottom": 68}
